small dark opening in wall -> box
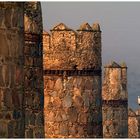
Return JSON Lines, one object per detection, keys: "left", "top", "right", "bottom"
{"left": 73, "top": 65, "right": 77, "bottom": 70}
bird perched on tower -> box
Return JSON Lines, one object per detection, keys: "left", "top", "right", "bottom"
{"left": 138, "top": 96, "right": 140, "bottom": 105}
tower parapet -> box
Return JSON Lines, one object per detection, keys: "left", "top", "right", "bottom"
{"left": 44, "top": 22, "right": 101, "bottom": 70}
{"left": 102, "top": 61, "right": 128, "bottom": 138}
{"left": 43, "top": 22, "right": 102, "bottom": 138}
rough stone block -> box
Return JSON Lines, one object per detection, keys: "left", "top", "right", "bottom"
{"left": 55, "top": 112, "right": 62, "bottom": 122}
{"left": 73, "top": 95, "right": 83, "bottom": 107}
{"left": 5, "top": 8, "right": 12, "bottom": 28}
{"left": 30, "top": 113, "right": 36, "bottom": 126}
{"left": 36, "top": 112, "right": 43, "bottom": 126}
{"left": 34, "top": 127, "right": 44, "bottom": 138}
{"left": 68, "top": 107, "right": 78, "bottom": 123}
{"left": 69, "top": 125, "right": 77, "bottom": 136}
{"left": 8, "top": 120, "right": 15, "bottom": 138}
{"left": 3, "top": 89, "right": 13, "bottom": 109}
{"left": 45, "top": 111, "right": 55, "bottom": 122}
{"left": 25, "top": 128, "right": 33, "bottom": 138}
{"left": 2, "top": 65, "right": 10, "bottom": 87}
{"left": 63, "top": 94, "right": 72, "bottom": 108}
{"left": 25, "top": 110, "right": 30, "bottom": 126}
{"left": 12, "top": 89, "right": 20, "bottom": 109}
{"left": 25, "top": 56, "right": 34, "bottom": 66}
{"left": 0, "top": 33, "right": 9, "bottom": 56}
{"left": 15, "top": 66, "right": 23, "bottom": 86}
{"left": 54, "top": 78, "right": 63, "bottom": 91}
{"left": 0, "top": 66, "right": 4, "bottom": 87}
{"left": 24, "top": 45, "right": 30, "bottom": 55}
{"left": 59, "top": 123, "right": 68, "bottom": 136}
{"left": 5, "top": 112, "right": 12, "bottom": 120}
{"left": 12, "top": 8, "right": 19, "bottom": 27}
{"left": 53, "top": 97, "right": 61, "bottom": 108}
{"left": 77, "top": 125, "right": 84, "bottom": 136}
{"left": 14, "top": 119, "right": 24, "bottom": 137}
{"left": 13, "top": 110, "right": 21, "bottom": 120}
{"left": 0, "top": 120, "right": 8, "bottom": 138}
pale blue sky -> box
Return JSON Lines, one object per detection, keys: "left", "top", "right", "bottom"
{"left": 41, "top": 2, "right": 140, "bottom": 110}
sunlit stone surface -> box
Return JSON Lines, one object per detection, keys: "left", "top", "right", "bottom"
{"left": 43, "top": 22, "right": 103, "bottom": 138}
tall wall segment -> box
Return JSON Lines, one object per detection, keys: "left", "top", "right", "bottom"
{"left": 43, "top": 23, "right": 103, "bottom": 138}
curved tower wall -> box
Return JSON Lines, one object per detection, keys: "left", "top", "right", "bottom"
{"left": 24, "top": 2, "right": 44, "bottom": 138}
{"left": 43, "top": 23, "right": 102, "bottom": 138}
{"left": 0, "top": 2, "right": 24, "bottom": 138}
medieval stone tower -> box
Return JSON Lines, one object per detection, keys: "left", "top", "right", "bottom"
{"left": 43, "top": 23, "right": 103, "bottom": 138}
{"left": 102, "top": 61, "right": 128, "bottom": 138}
{"left": 24, "top": 2, "right": 44, "bottom": 138}
{"left": 0, "top": 2, "right": 44, "bottom": 138}
{"left": 0, "top": 2, "right": 131, "bottom": 138}
{"left": 0, "top": 2, "right": 24, "bottom": 138}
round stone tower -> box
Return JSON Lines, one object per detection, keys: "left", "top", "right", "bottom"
{"left": 24, "top": 2, "right": 44, "bottom": 138}
{"left": 102, "top": 61, "right": 128, "bottom": 138}
{"left": 43, "top": 22, "right": 102, "bottom": 138}
{"left": 0, "top": 2, "right": 24, "bottom": 138}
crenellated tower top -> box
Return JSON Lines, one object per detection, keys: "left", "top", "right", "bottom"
{"left": 43, "top": 22, "right": 101, "bottom": 70}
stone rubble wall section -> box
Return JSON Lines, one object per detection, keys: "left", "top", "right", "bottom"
{"left": 128, "top": 116, "right": 139, "bottom": 138}
{"left": 24, "top": 2, "right": 44, "bottom": 138}
{"left": 102, "top": 106, "right": 128, "bottom": 138}
{"left": 102, "top": 63, "right": 128, "bottom": 138}
{"left": 128, "top": 108, "right": 140, "bottom": 138}
{"left": 43, "top": 23, "right": 103, "bottom": 138}
{"left": 44, "top": 76, "right": 102, "bottom": 138}
{"left": 0, "top": 3, "right": 25, "bottom": 138}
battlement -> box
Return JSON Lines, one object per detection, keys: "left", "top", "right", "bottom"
{"left": 0, "top": 2, "right": 132, "bottom": 139}
{"left": 102, "top": 61, "right": 127, "bottom": 100}
{"left": 43, "top": 22, "right": 101, "bottom": 70}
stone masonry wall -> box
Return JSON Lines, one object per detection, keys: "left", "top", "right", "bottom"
{"left": 135, "top": 110, "right": 140, "bottom": 137}
{"left": 43, "top": 23, "right": 103, "bottom": 138}
{"left": 24, "top": 2, "right": 44, "bottom": 138}
{"left": 102, "top": 62, "right": 128, "bottom": 138}
{"left": 128, "top": 108, "right": 139, "bottom": 138}
{"left": 44, "top": 23, "right": 101, "bottom": 70}
{"left": 0, "top": 2, "right": 24, "bottom": 138}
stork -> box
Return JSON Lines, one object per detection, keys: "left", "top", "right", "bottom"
{"left": 138, "top": 96, "right": 140, "bottom": 105}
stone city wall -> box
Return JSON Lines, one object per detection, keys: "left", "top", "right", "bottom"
{"left": 102, "top": 62, "right": 128, "bottom": 138}
{"left": 0, "top": 2, "right": 24, "bottom": 138}
{"left": 43, "top": 22, "right": 102, "bottom": 138}
{"left": 128, "top": 108, "right": 140, "bottom": 138}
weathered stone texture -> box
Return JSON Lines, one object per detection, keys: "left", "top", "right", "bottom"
{"left": 102, "top": 62, "right": 128, "bottom": 138}
{"left": 43, "top": 23, "right": 101, "bottom": 70}
{"left": 0, "top": 2, "right": 24, "bottom": 138}
{"left": 44, "top": 76, "right": 102, "bottom": 138}
{"left": 102, "top": 64, "right": 127, "bottom": 100}
{"left": 43, "top": 23, "right": 102, "bottom": 138}
{"left": 24, "top": 2, "right": 42, "bottom": 34}
{"left": 128, "top": 108, "right": 140, "bottom": 138}
{"left": 24, "top": 2, "right": 44, "bottom": 138}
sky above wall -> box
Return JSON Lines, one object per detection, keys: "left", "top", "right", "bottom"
{"left": 41, "top": 2, "right": 140, "bottom": 110}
